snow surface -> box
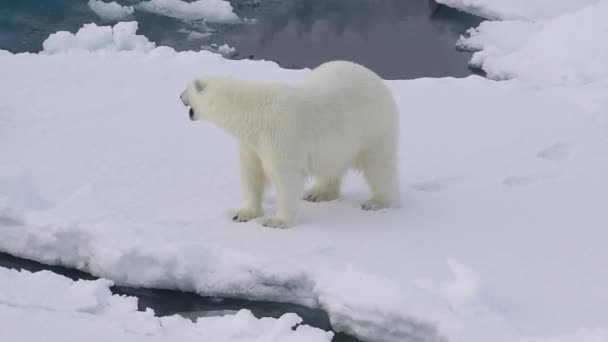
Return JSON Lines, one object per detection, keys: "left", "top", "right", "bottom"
{"left": 0, "top": 267, "right": 333, "bottom": 342}
{"left": 135, "top": 0, "right": 240, "bottom": 23}
{"left": 457, "top": 0, "right": 608, "bottom": 86}
{"left": 1, "top": 16, "right": 608, "bottom": 342}
{"left": 88, "top": 0, "right": 134, "bottom": 21}
{"left": 436, "top": 0, "right": 599, "bottom": 20}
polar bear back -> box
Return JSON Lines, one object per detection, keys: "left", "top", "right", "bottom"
{"left": 284, "top": 61, "right": 399, "bottom": 174}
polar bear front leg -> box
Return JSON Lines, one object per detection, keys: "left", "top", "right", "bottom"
{"left": 233, "top": 143, "right": 266, "bottom": 222}
{"left": 261, "top": 168, "right": 304, "bottom": 228}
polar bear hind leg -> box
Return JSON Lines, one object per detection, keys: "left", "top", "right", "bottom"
{"left": 359, "top": 140, "right": 400, "bottom": 211}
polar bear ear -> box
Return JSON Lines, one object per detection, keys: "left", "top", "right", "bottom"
{"left": 194, "top": 79, "right": 206, "bottom": 93}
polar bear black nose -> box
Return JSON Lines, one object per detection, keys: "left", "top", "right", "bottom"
{"left": 189, "top": 108, "right": 194, "bottom": 120}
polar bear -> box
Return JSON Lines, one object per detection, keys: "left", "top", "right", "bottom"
{"left": 180, "top": 61, "right": 400, "bottom": 228}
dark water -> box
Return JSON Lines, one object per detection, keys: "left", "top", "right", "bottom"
{"left": 0, "top": 252, "right": 360, "bottom": 342}
{"left": 0, "top": 0, "right": 483, "bottom": 79}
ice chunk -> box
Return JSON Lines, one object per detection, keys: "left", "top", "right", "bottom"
{"left": 216, "top": 43, "right": 237, "bottom": 57}
{"left": 88, "top": 0, "right": 134, "bottom": 21}
{"left": 203, "top": 43, "right": 237, "bottom": 57}
{"left": 42, "top": 22, "right": 156, "bottom": 54}
{"left": 135, "top": 0, "right": 240, "bottom": 23}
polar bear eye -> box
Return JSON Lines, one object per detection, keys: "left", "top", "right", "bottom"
{"left": 194, "top": 79, "right": 205, "bottom": 92}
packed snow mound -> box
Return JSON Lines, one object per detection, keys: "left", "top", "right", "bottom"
{"left": 1, "top": 45, "right": 608, "bottom": 342}
{"left": 135, "top": 0, "right": 240, "bottom": 23}
{"left": 42, "top": 22, "right": 156, "bottom": 54}
{"left": 436, "top": 0, "right": 599, "bottom": 20}
{"left": 457, "top": 0, "right": 608, "bottom": 85}
{"left": 88, "top": 0, "right": 134, "bottom": 21}
{"left": 0, "top": 267, "right": 333, "bottom": 342}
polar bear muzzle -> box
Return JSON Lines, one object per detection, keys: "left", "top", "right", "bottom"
{"left": 188, "top": 107, "right": 195, "bottom": 121}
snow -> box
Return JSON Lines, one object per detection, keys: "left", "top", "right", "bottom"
{"left": 1, "top": 13, "right": 608, "bottom": 342}
{"left": 457, "top": 0, "right": 608, "bottom": 86}
{"left": 435, "top": 0, "right": 599, "bottom": 20}
{"left": 88, "top": 0, "right": 134, "bottom": 21}
{"left": 135, "top": 0, "right": 240, "bottom": 23}
{"left": 0, "top": 267, "right": 333, "bottom": 342}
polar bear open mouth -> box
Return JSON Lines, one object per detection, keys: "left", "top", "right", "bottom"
{"left": 188, "top": 107, "right": 194, "bottom": 120}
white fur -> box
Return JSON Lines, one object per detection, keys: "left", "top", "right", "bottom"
{"left": 180, "top": 61, "right": 400, "bottom": 228}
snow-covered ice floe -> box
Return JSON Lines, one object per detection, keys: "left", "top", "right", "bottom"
{"left": 435, "top": 0, "right": 599, "bottom": 21}
{"left": 455, "top": 0, "right": 608, "bottom": 86}
{"left": 0, "top": 267, "right": 333, "bottom": 342}
{"left": 1, "top": 12, "right": 608, "bottom": 342}
{"left": 87, "top": 0, "right": 239, "bottom": 24}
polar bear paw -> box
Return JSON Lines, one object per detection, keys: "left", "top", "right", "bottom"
{"left": 303, "top": 189, "right": 339, "bottom": 202}
{"left": 259, "top": 216, "right": 291, "bottom": 229}
{"left": 232, "top": 209, "right": 262, "bottom": 222}
{"left": 361, "top": 198, "right": 390, "bottom": 211}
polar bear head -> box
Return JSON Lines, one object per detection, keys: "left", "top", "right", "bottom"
{"left": 180, "top": 78, "right": 207, "bottom": 121}
{"left": 179, "top": 75, "right": 276, "bottom": 135}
